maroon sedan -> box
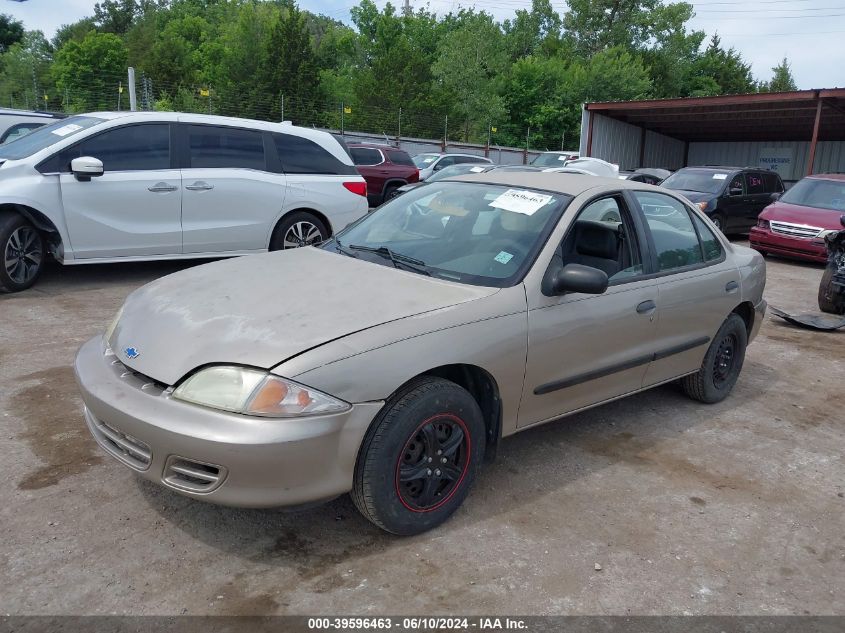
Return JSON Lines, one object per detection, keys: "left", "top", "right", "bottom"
{"left": 749, "top": 174, "right": 845, "bottom": 263}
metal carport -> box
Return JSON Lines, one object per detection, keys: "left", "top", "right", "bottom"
{"left": 580, "top": 89, "right": 845, "bottom": 182}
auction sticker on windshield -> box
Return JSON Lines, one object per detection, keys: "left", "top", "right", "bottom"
{"left": 489, "top": 189, "right": 553, "bottom": 215}
{"left": 470, "top": 166, "right": 486, "bottom": 172}
{"left": 713, "top": 173, "right": 727, "bottom": 180}
{"left": 51, "top": 123, "right": 82, "bottom": 137}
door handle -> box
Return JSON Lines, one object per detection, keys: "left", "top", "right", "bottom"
{"left": 725, "top": 280, "right": 739, "bottom": 292}
{"left": 148, "top": 182, "right": 177, "bottom": 193}
{"left": 185, "top": 182, "right": 214, "bottom": 191}
{"left": 636, "top": 300, "right": 656, "bottom": 314}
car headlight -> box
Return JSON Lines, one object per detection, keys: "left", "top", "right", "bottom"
{"left": 696, "top": 201, "right": 708, "bottom": 211}
{"left": 172, "top": 366, "right": 351, "bottom": 418}
{"left": 103, "top": 306, "right": 123, "bottom": 346}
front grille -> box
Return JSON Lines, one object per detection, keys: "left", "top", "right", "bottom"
{"left": 87, "top": 410, "right": 152, "bottom": 471}
{"left": 163, "top": 456, "right": 226, "bottom": 493}
{"left": 104, "top": 347, "right": 169, "bottom": 395}
{"left": 770, "top": 220, "right": 822, "bottom": 239}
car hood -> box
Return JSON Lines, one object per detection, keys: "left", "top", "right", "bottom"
{"left": 760, "top": 200, "right": 845, "bottom": 228}
{"left": 112, "top": 248, "right": 498, "bottom": 385}
{"left": 667, "top": 189, "right": 715, "bottom": 203}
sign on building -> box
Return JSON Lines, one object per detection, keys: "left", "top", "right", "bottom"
{"left": 758, "top": 147, "right": 795, "bottom": 180}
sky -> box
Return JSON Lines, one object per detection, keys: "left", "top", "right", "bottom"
{"left": 4, "top": 0, "right": 844, "bottom": 90}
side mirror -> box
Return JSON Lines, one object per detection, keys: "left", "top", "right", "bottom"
{"left": 769, "top": 192, "right": 781, "bottom": 202}
{"left": 729, "top": 186, "right": 743, "bottom": 197}
{"left": 71, "top": 156, "right": 104, "bottom": 181}
{"left": 552, "top": 264, "right": 609, "bottom": 296}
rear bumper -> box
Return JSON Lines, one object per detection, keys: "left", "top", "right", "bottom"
{"left": 749, "top": 227, "right": 827, "bottom": 263}
{"left": 74, "top": 336, "right": 384, "bottom": 508}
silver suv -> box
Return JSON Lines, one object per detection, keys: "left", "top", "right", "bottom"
{"left": 0, "top": 111, "right": 368, "bottom": 292}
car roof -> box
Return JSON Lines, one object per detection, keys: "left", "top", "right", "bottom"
{"left": 450, "top": 170, "right": 663, "bottom": 196}
{"left": 0, "top": 108, "right": 62, "bottom": 119}
{"left": 347, "top": 142, "right": 398, "bottom": 149}
{"left": 807, "top": 173, "right": 845, "bottom": 181}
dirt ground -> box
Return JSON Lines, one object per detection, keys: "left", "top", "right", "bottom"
{"left": 1, "top": 243, "right": 843, "bottom": 616}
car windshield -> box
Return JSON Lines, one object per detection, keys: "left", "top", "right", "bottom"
{"left": 780, "top": 178, "right": 845, "bottom": 212}
{"left": 427, "top": 163, "right": 490, "bottom": 182}
{"left": 662, "top": 169, "right": 730, "bottom": 194}
{"left": 0, "top": 116, "right": 103, "bottom": 160}
{"left": 326, "top": 181, "right": 570, "bottom": 287}
{"left": 412, "top": 153, "right": 440, "bottom": 168}
{"left": 532, "top": 153, "right": 570, "bottom": 167}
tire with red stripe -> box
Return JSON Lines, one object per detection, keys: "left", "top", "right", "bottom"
{"left": 351, "top": 376, "right": 485, "bottom": 535}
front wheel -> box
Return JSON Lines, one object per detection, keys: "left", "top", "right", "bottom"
{"left": 681, "top": 313, "right": 747, "bottom": 404}
{"left": 351, "top": 376, "right": 485, "bottom": 535}
{"left": 0, "top": 212, "right": 45, "bottom": 293}
{"left": 818, "top": 263, "right": 845, "bottom": 314}
{"left": 708, "top": 212, "right": 727, "bottom": 233}
{"left": 269, "top": 212, "right": 328, "bottom": 251}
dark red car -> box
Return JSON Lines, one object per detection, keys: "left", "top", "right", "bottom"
{"left": 750, "top": 174, "right": 845, "bottom": 263}
{"left": 347, "top": 143, "right": 419, "bottom": 207}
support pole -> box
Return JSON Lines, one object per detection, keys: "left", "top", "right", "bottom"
{"left": 807, "top": 97, "right": 823, "bottom": 176}
{"left": 128, "top": 67, "right": 137, "bottom": 112}
{"left": 638, "top": 126, "right": 646, "bottom": 168}
{"left": 585, "top": 111, "right": 594, "bottom": 158}
{"left": 397, "top": 107, "right": 401, "bottom": 147}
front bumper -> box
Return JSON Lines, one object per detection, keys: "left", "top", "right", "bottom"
{"left": 749, "top": 227, "right": 827, "bottom": 263}
{"left": 74, "top": 336, "right": 383, "bottom": 508}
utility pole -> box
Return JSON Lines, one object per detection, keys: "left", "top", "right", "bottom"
{"left": 443, "top": 115, "right": 448, "bottom": 151}
{"left": 340, "top": 101, "right": 344, "bottom": 136}
{"left": 403, "top": 0, "right": 410, "bottom": 16}
{"left": 127, "top": 67, "right": 137, "bottom": 111}
{"left": 397, "top": 107, "right": 401, "bottom": 147}
{"left": 524, "top": 126, "right": 530, "bottom": 164}
{"left": 561, "top": 130, "right": 565, "bottom": 151}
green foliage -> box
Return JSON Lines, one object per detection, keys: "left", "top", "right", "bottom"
{"left": 0, "top": 13, "right": 24, "bottom": 54}
{"left": 53, "top": 31, "right": 129, "bottom": 111}
{"left": 0, "top": 0, "right": 781, "bottom": 148}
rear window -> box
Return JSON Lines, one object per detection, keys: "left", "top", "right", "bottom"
{"left": 386, "top": 149, "right": 414, "bottom": 166}
{"left": 350, "top": 147, "right": 383, "bottom": 166}
{"left": 762, "top": 172, "right": 783, "bottom": 193}
{"left": 274, "top": 133, "right": 357, "bottom": 175}
{"left": 745, "top": 172, "right": 765, "bottom": 195}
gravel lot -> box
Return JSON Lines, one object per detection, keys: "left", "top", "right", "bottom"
{"left": 1, "top": 245, "right": 843, "bottom": 616}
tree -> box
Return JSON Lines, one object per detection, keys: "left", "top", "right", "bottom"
{"left": 52, "top": 19, "right": 98, "bottom": 51}
{"left": 688, "top": 34, "right": 756, "bottom": 95}
{"left": 761, "top": 57, "right": 797, "bottom": 93}
{"left": 0, "top": 13, "right": 24, "bottom": 53}
{"left": 502, "top": 0, "right": 562, "bottom": 61}
{"left": 52, "top": 31, "right": 129, "bottom": 111}
{"left": 94, "top": 0, "right": 139, "bottom": 35}
{"left": 0, "top": 31, "right": 54, "bottom": 109}
{"left": 432, "top": 13, "right": 508, "bottom": 141}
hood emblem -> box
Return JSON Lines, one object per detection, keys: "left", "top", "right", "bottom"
{"left": 124, "top": 347, "right": 141, "bottom": 360}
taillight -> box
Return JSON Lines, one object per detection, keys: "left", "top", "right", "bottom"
{"left": 757, "top": 219, "right": 770, "bottom": 230}
{"left": 343, "top": 181, "right": 367, "bottom": 197}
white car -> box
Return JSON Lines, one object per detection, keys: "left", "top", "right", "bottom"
{"left": 412, "top": 152, "right": 492, "bottom": 181}
{"left": 0, "top": 111, "right": 368, "bottom": 292}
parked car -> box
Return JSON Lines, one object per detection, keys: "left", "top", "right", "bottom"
{"left": 76, "top": 172, "right": 766, "bottom": 535}
{"left": 0, "top": 111, "right": 368, "bottom": 293}
{"left": 0, "top": 108, "right": 65, "bottom": 145}
{"left": 530, "top": 150, "right": 580, "bottom": 167}
{"left": 619, "top": 168, "right": 671, "bottom": 185}
{"left": 543, "top": 157, "right": 619, "bottom": 178}
{"left": 749, "top": 173, "right": 845, "bottom": 263}
{"left": 412, "top": 152, "right": 492, "bottom": 181}
{"left": 347, "top": 143, "right": 419, "bottom": 206}
{"left": 661, "top": 166, "right": 784, "bottom": 233}
{"left": 390, "top": 163, "right": 540, "bottom": 198}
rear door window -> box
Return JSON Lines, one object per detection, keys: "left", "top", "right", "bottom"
{"left": 188, "top": 125, "right": 265, "bottom": 170}
{"left": 691, "top": 213, "right": 723, "bottom": 261}
{"left": 744, "top": 172, "right": 765, "bottom": 195}
{"left": 634, "top": 191, "right": 705, "bottom": 272}
{"left": 386, "top": 149, "right": 414, "bottom": 166}
{"left": 274, "top": 133, "right": 357, "bottom": 175}
{"left": 762, "top": 172, "right": 783, "bottom": 193}
{"left": 349, "top": 147, "right": 383, "bottom": 166}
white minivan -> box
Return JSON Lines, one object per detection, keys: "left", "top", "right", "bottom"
{"left": 0, "top": 111, "right": 369, "bottom": 292}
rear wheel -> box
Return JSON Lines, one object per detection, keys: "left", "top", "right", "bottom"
{"left": 351, "top": 376, "right": 485, "bottom": 535}
{"left": 0, "top": 212, "right": 45, "bottom": 293}
{"left": 269, "top": 212, "right": 328, "bottom": 251}
{"left": 681, "top": 314, "right": 747, "bottom": 404}
{"left": 818, "top": 263, "right": 845, "bottom": 314}
{"left": 382, "top": 184, "right": 401, "bottom": 203}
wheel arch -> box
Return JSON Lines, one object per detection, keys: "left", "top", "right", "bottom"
{"left": 269, "top": 207, "right": 334, "bottom": 249}
{"left": 731, "top": 301, "right": 755, "bottom": 337}
{"left": 418, "top": 364, "right": 502, "bottom": 463}
{"left": 0, "top": 203, "right": 63, "bottom": 258}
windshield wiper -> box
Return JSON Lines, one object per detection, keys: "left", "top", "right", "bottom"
{"left": 348, "top": 244, "right": 431, "bottom": 276}
{"left": 333, "top": 238, "right": 359, "bottom": 259}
